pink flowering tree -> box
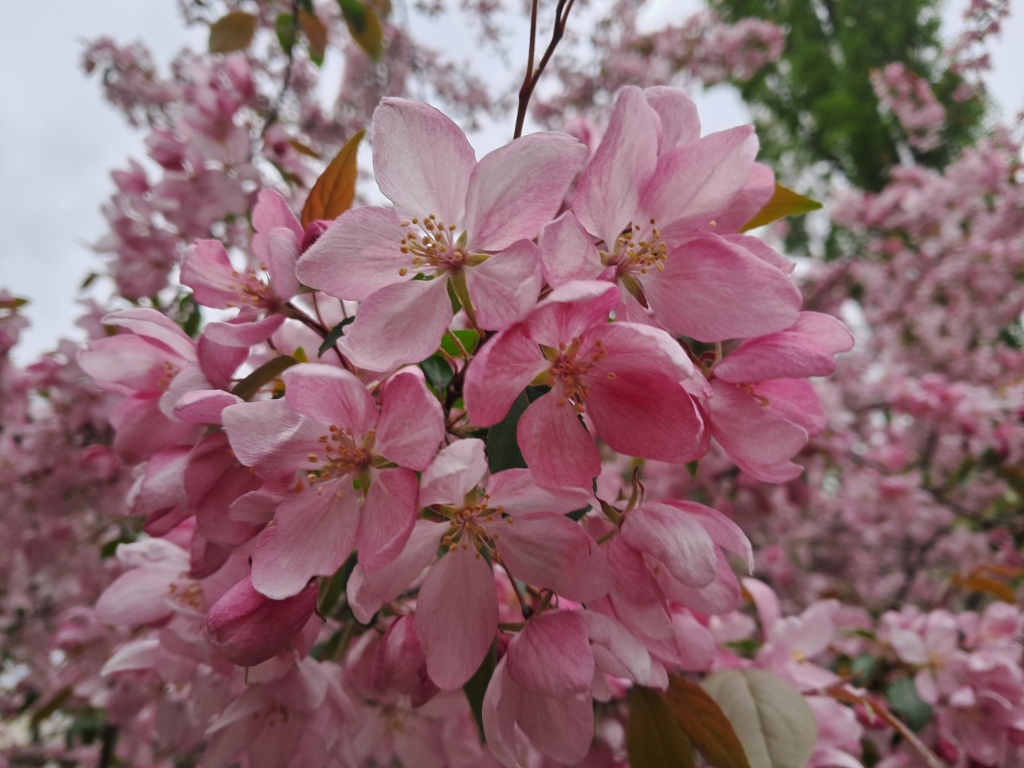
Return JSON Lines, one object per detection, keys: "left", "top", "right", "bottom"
{"left": 2, "top": 1, "right": 1023, "bottom": 767}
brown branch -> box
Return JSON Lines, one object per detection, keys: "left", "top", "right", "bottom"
{"left": 514, "top": 0, "right": 577, "bottom": 139}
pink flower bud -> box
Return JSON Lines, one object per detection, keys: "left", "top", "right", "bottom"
{"left": 372, "top": 615, "right": 439, "bottom": 707}
{"left": 206, "top": 575, "right": 317, "bottom": 667}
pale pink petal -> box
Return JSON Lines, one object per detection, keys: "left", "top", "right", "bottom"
{"left": 742, "top": 578, "right": 782, "bottom": 631}
{"left": 250, "top": 482, "right": 360, "bottom": 599}
{"left": 517, "top": 392, "right": 601, "bottom": 491}
{"left": 160, "top": 362, "right": 212, "bottom": 418}
{"left": 642, "top": 125, "right": 758, "bottom": 230}
{"left": 197, "top": 334, "right": 248, "bottom": 389}
{"left": 466, "top": 132, "right": 586, "bottom": 251}
{"left": 791, "top": 311, "right": 855, "bottom": 353}
{"left": 482, "top": 660, "right": 524, "bottom": 768}
{"left": 203, "top": 315, "right": 287, "bottom": 347}
{"left": 372, "top": 98, "right": 476, "bottom": 224}
{"left": 375, "top": 372, "right": 445, "bottom": 470}
{"left": 707, "top": 380, "right": 808, "bottom": 482}
{"left": 417, "top": 544, "right": 499, "bottom": 689}
{"left": 101, "top": 639, "right": 160, "bottom": 676}
{"left": 484, "top": 468, "right": 591, "bottom": 515}
{"left": 296, "top": 206, "right": 409, "bottom": 301}
{"left": 80, "top": 335, "right": 175, "bottom": 395}
{"left": 582, "top": 611, "right": 661, "bottom": 686}
{"left": 573, "top": 86, "right": 659, "bottom": 246}
{"left": 420, "top": 439, "right": 489, "bottom": 508}
{"left": 180, "top": 239, "right": 243, "bottom": 308}
{"left": 463, "top": 325, "right": 548, "bottom": 427}
{"left": 103, "top": 308, "right": 196, "bottom": 360}
{"left": 174, "top": 389, "right": 244, "bottom": 425}
{"left": 714, "top": 329, "right": 843, "bottom": 383}
{"left": 187, "top": 433, "right": 262, "bottom": 546}
{"left": 723, "top": 233, "right": 795, "bottom": 273}
{"left": 342, "top": 277, "right": 454, "bottom": 372}
{"left": 522, "top": 280, "right": 619, "bottom": 348}
{"left": 507, "top": 611, "right": 593, "bottom": 695}
{"left": 516, "top": 690, "right": 594, "bottom": 765}
{"left": 253, "top": 188, "right": 303, "bottom": 238}
{"left": 110, "top": 395, "right": 198, "bottom": 465}
{"left": 658, "top": 550, "right": 742, "bottom": 615}
{"left": 644, "top": 86, "right": 701, "bottom": 150}
{"left": 760, "top": 378, "right": 826, "bottom": 436}
{"left": 537, "top": 212, "right": 606, "bottom": 288}
{"left": 464, "top": 240, "right": 543, "bottom": 331}
{"left": 622, "top": 502, "right": 718, "bottom": 588}
{"left": 95, "top": 568, "right": 180, "bottom": 625}
{"left": 282, "top": 364, "right": 378, "bottom": 437}
{"left": 222, "top": 398, "right": 324, "bottom": 477}
{"left": 357, "top": 467, "right": 419, "bottom": 570}
{"left": 347, "top": 521, "right": 445, "bottom": 624}
{"left": 642, "top": 233, "right": 800, "bottom": 341}
{"left": 712, "top": 162, "right": 776, "bottom": 232}
{"left": 669, "top": 501, "right": 753, "bottom": 572}
{"left": 266, "top": 228, "right": 301, "bottom": 300}
{"left": 490, "top": 513, "right": 612, "bottom": 602}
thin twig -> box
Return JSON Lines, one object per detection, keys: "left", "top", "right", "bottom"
{"left": 513, "top": 0, "right": 576, "bottom": 139}
{"left": 261, "top": 1, "right": 301, "bottom": 139}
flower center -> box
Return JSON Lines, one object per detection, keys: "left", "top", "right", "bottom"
{"left": 226, "top": 267, "right": 276, "bottom": 310}
{"left": 605, "top": 219, "right": 667, "bottom": 276}
{"left": 398, "top": 214, "right": 467, "bottom": 276}
{"left": 306, "top": 425, "right": 372, "bottom": 486}
{"left": 545, "top": 337, "right": 607, "bottom": 413}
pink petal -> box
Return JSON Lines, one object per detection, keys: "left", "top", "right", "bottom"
{"left": 222, "top": 398, "right": 324, "bottom": 478}
{"left": 707, "top": 380, "right": 808, "bottom": 482}
{"left": 507, "top": 611, "right": 593, "bottom": 695}
{"left": 670, "top": 501, "right": 753, "bottom": 572}
{"left": 375, "top": 372, "right": 445, "bottom": 470}
{"left": 644, "top": 86, "right": 701, "bottom": 150}
{"left": 538, "top": 212, "right": 605, "bottom": 288}
{"left": 760, "top": 378, "right": 826, "bottom": 436}
{"left": 484, "top": 468, "right": 591, "bottom": 515}
{"left": 342, "top": 277, "right": 454, "bottom": 372}
{"left": 180, "top": 239, "right": 243, "bottom": 308}
{"left": 416, "top": 544, "right": 498, "bottom": 689}
{"left": 522, "top": 280, "right": 619, "bottom": 348}
{"left": 250, "top": 482, "right": 360, "bottom": 599}
{"left": 357, "top": 467, "right": 419, "bottom": 570}
{"left": 296, "top": 206, "right": 409, "bottom": 301}
{"left": 465, "top": 131, "right": 586, "bottom": 251}
{"left": 658, "top": 550, "right": 742, "bottom": 615}
{"left": 582, "top": 611, "right": 661, "bottom": 686}
{"left": 723, "top": 233, "right": 794, "bottom": 273}
{"left": 174, "top": 389, "right": 244, "bottom": 425}
{"left": 642, "top": 125, "right": 758, "bottom": 230}
{"left": 110, "top": 395, "right": 198, "bottom": 465}
{"left": 516, "top": 689, "right": 594, "bottom": 765}
{"left": 463, "top": 324, "right": 548, "bottom": 427}
{"left": 482, "top": 660, "right": 523, "bottom": 768}
{"left": 197, "top": 334, "right": 248, "bottom": 389}
{"left": 791, "top": 311, "right": 855, "bottom": 353}
{"left": 642, "top": 233, "right": 800, "bottom": 341}
{"left": 420, "top": 439, "right": 489, "bottom": 508}
{"left": 282, "top": 364, "right": 378, "bottom": 437}
{"left": 348, "top": 521, "right": 445, "bottom": 624}
{"left": 712, "top": 162, "right": 776, "bottom": 232}
{"left": 622, "top": 502, "right": 718, "bottom": 588}
{"left": 517, "top": 391, "right": 601, "bottom": 491}
{"left": 253, "top": 188, "right": 303, "bottom": 238}
{"left": 742, "top": 578, "right": 782, "bottom": 632}
{"left": 573, "top": 86, "right": 659, "bottom": 246}
{"left": 372, "top": 98, "right": 476, "bottom": 225}
{"left": 203, "top": 315, "right": 287, "bottom": 347}
{"left": 95, "top": 568, "right": 179, "bottom": 625}
{"left": 490, "top": 513, "right": 612, "bottom": 602}
{"left": 102, "top": 308, "right": 196, "bottom": 360}
{"left": 266, "top": 228, "right": 301, "bottom": 300}
{"left": 464, "top": 239, "right": 543, "bottom": 331}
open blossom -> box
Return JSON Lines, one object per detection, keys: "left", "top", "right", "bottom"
{"left": 464, "top": 280, "right": 707, "bottom": 490}
{"left": 297, "top": 97, "right": 587, "bottom": 371}
{"left": 546, "top": 85, "right": 802, "bottom": 339}
{"left": 222, "top": 364, "right": 444, "bottom": 598}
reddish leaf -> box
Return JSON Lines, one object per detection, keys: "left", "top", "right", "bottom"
{"left": 300, "top": 129, "right": 365, "bottom": 228}
{"left": 208, "top": 11, "right": 258, "bottom": 54}
{"left": 299, "top": 10, "right": 328, "bottom": 66}
{"left": 665, "top": 675, "right": 752, "bottom": 768}
{"left": 628, "top": 686, "right": 696, "bottom": 768}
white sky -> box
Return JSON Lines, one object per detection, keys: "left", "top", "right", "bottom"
{"left": 1, "top": 0, "right": 1020, "bottom": 364}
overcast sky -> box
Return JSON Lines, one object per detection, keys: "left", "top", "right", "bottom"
{"left": 1, "top": 0, "right": 1020, "bottom": 365}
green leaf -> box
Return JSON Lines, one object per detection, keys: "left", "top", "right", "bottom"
{"left": 208, "top": 11, "right": 258, "bottom": 54}
{"left": 628, "top": 686, "right": 697, "bottom": 768}
{"left": 850, "top": 653, "right": 882, "bottom": 683}
{"left": 338, "top": 0, "right": 383, "bottom": 59}
{"left": 440, "top": 329, "right": 480, "bottom": 357}
{"left": 420, "top": 355, "right": 454, "bottom": 393}
{"left": 318, "top": 317, "right": 355, "bottom": 357}
{"left": 302, "top": 130, "right": 365, "bottom": 227}
{"left": 463, "top": 642, "right": 497, "bottom": 741}
{"left": 665, "top": 675, "right": 752, "bottom": 768}
{"left": 318, "top": 553, "right": 357, "bottom": 618}
{"left": 740, "top": 183, "right": 823, "bottom": 232}
{"left": 886, "top": 678, "right": 933, "bottom": 733}
{"left": 275, "top": 12, "right": 298, "bottom": 54}
{"left": 701, "top": 669, "right": 817, "bottom": 768}
{"left": 231, "top": 355, "right": 300, "bottom": 401}
{"left": 486, "top": 390, "right": 530, "bottom": 473}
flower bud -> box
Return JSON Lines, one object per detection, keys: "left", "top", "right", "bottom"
{"left": 206, "top": 575, "right": 317, "bottom": 667}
